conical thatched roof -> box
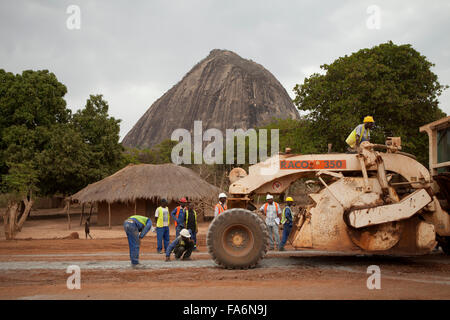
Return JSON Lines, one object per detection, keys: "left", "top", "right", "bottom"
{"left": 71, "top": 163, "right": 221, "bottom": 204}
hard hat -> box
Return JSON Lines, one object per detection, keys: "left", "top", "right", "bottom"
{"left": 363, "top": 116, "right": 374, "bottom": 123}
{"left": 219, "top": 193, "right": 227, "bottom": 199}
{"left": 180, "top": 197, "right": 187, "bottom": 203}
{"left": 180, "top": 229, "right": 191, "bottom": 238}
{"left": 161, "top": 198, "right": 168, "bottom": 204}
{"left": 266, "top": 194, "right": 273, "bottom": 200}
{"left": 286, "top": 197, "right": 294, "bottom": 202}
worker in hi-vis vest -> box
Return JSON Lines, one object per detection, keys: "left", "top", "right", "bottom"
{"left": 177, "top": 202, "right": 198, "bottom": 250}
{"left": 346, "top": 116, "right": 375, "bottom": 149}
{"left": 171, "top": 197, "right": 187, "bottom": 237}
{"left": 214, "top": 193, "right": 228, "bottom": 218}
{"left": 165, "top": 228, "right": 195, "bottom": 261}
{"left": 123, "top": 214, "right": 153, "bottom": 267}
{"left": 259, "top": 194, "right": 281, "bottom": 250}
{"left": 279, "top": 197, "right": 294, "bottom": 251}
{"left": 155, "top": 198, "right": 170, "bottom": 254}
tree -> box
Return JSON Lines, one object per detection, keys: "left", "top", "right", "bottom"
{"left": 261, "top": 118, "right": 323, "bottom": 154}
{"left": 0, "top": 71, "right": 124, "bottom": 239}
{"left": 2, "top": 161, "right": 38, "bottom": 239}
{"left": 293, "top": 41, "right": 447, "bottom": 164}
{"left": 36, "top": 124, "right": 91, "bottom": 195}
{"left": 123, "top": 139, "right": 179, "bottom": 165}
{"left": 72, "top": 94, "right": 124, "bottom": 184}
{"left": 0, "top": 69, "right": 69, "bottom": 239}
{"left": 0, "top": 69, "right": 70, "bottom": 180}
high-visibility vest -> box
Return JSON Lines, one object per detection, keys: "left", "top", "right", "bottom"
{"left": 174, "top": 206, "right": 183, "bottom": 227}
{"left": 185, "top": 209, "right": 197, "bottom": 229}
{"left": 346, "top": 125, "right": 368, "bottom": 148}
{"left": 156, "top": 207, "right": 169, "bottom": 228}
{"left": 215, "top": 202, "right": 227, "bottom": 215}
{"left": 263, "top": 202, "right": 279, "bottom": 215}
{"left": 281, "top": 207, "right": 291, "bottom": 224}
{"left": 129, "top": 215, "right": 149, "bottom": 227}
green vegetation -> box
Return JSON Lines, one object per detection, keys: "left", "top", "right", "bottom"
{"left": 0, "top": 69, "right": 123, "bottom": 197}
{"left": 260, "top": 118, "right": 322, "bottom": 154}
{"left": 0, "top": 41, "right": 447, "bottom": 238}
{"left": 124, "top": 139, "right": 178, "bottom": 165}
{"left": 293, "top": 41, "right": 447, "bottom": 164}
{"left": 0, "top": 69, "right": 123, "bottom": 238}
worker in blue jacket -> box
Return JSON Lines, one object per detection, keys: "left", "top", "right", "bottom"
{"left": 123, "top": 215, "right": 153, "bottom": 267}
{"left": 165, "top": 228, "right": 195, "bottom": 261}
{"left": 279, "top": 197, "right": 294, "bottom": 251}
{"left": 177, "top": 202, "right": 198, "bottom": 250}
{"left": 171, "top": 197, "right": 187, "bottom": 237}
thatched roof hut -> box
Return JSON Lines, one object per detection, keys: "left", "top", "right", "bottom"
{"left": 71, "top": 163, "right": 221, "bottom": 226}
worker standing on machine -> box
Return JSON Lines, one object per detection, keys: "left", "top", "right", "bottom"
{"left": 214, "top": 193, "right": 228, "bottom": 218}
{"left": 279, "top": 197, "right": 294, "bottom": 251}
{"left": 260, "top": 194, "right": 281, "bottom": 250}
{"left": 346, "top": 116, "right": 375, "bottom": 149}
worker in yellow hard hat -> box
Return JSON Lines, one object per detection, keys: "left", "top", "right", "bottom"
{"left": 279, "top": 197, "right": 294, "bottom": 251}
{"left": 345, "top": 116, "right": 375, "bottom": 149}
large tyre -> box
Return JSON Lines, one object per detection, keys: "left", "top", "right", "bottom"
{"left": 207, "top": 209, "right": 269, "bottom": 269}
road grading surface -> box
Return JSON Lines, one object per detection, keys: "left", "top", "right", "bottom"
{"left": 1, "top": 233, "right": 449, "bottom": 300}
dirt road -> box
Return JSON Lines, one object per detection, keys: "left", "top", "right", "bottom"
{"left": 0, "top": 237, "right": 449, "bottom": 300}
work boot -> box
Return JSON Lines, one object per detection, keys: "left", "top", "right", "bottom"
{"left": 131, "top": 263, "right": 144, "bottom": 269}
{"left": 182, "top": 256, "right": 192, "bottom": 261}
{"left": 157, "top": 250, "right": 162, "bottom": 254}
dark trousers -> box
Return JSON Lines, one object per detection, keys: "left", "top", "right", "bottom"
{"left": 124, "top": 220, "right": 140, "bottom": 265}
{"left": 279, "top": 223, "right": 292, "bottom": 249}
{"left": 188, "top": 229, "right": 197, "bottom": 247}
{"left": 175, "top": 225, "right": 182, "bottom": 238}
{"left": 174, "top": 241, "right": 194, "bottom": 259}
{"left": 156, "top": 226, "right": 170, "bottom": 252}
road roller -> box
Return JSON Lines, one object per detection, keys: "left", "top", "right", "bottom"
{"left": 207, "top": 128, "right": 450, "bottom": 269}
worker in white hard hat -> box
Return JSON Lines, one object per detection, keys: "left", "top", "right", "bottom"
{"left": 214, "top": 193, "right": 228, "bottom": 218}
{"left": 259, "top": 194, "right": 281, "bottom": 250}
{"left": 165, "top": 228, "right": 195, "bottom": 261}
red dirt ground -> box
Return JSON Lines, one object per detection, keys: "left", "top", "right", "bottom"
{"left": 1, "top": 220, "right": 449, "bottom": 300}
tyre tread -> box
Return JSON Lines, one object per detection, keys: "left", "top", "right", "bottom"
{"left": 207, "top": 208, "right": 269, "bottom": 269}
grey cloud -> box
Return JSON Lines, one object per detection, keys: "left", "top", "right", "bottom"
{"left": 1, "top": 0, "right": 449, "bottom": 139}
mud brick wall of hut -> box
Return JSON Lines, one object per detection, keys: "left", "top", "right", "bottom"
{"left": 96, "top": 199, "right": 206, "bottom": 226}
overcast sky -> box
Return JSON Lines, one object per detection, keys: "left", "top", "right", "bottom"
{"left": 1, "top": 0, "right": 449, "bottom": 140}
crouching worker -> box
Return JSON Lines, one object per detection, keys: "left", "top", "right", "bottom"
{"left": 123, "top": 215, "right": 153, "bottom": 268}
{"left": 165, "top": 228, "right": 194, "bottom": 261}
